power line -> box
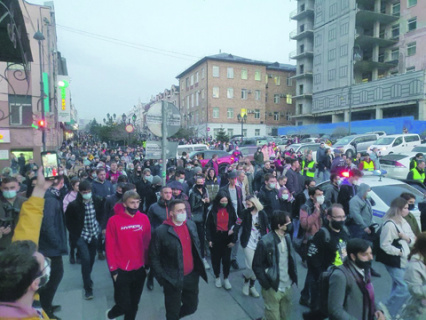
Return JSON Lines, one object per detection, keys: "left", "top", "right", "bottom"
{"left": 56, "top": 24, "right": 201, "bottom": 62}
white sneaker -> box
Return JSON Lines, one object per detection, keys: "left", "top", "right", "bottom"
{"left": 249, "top": 286, "right": 260, "bottom": 298}
{"left": 242, "top": 282, "right": 250, "bottom": 296}
{"left": 223, "top": 278, "right": 232, "bottom": 290}
{"left": 203, "top": 258, "right": 211, "bottom": 270}
{"left": 105, "top": 309, "right": 116, "bottom": 320}
{"left": 215, "top": 277, "right": 222, "bottom": 288}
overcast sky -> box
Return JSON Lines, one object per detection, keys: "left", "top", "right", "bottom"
{"left": 29, "top": 0, "right": 297, "bottom": 121}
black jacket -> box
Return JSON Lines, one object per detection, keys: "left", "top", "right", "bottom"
{"left": 189, "top": 185, "right": 209, "bottom": 221}
{"left": 337, "top": 179, "right": 358, "bottom": 216}
{"left": 149, "top": 219, "right": 208, "bottom": 289}
{"left": 239, "top": 208, "right": 269, "bottom": 249}
{"left": 258, "top": 185, "right": 283, "bottom": 220}
{"left": 102, "top": 193, "right": 121, "bottom": 230}
{"left": 219, "top": 184, "right": 244, "bottom": 217}
{"left": 253, "top": 168, "right": 271, "bottom": 192}
{"left": 147, "top": 198, "right": 169, "bottom": 231}
{"left": 252, "top": 232, "right": 298, "bottom": 291}
{"left": 205, "top": 204, "right": 238, "bottom": 244}
{"left": 65, "top": 193, "right": 102, "bottom": 237}
{"left": 39, "top": 190, "right": 68, "bottom": 257}
{"left": 136, "top": 178, "right": 151, "bottom": 209}
{"left": 145, "top": 185, "right": 162, "bottom": 211}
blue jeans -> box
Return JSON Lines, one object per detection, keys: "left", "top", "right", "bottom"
{"left": 293, "top": 218, "right": 300, "bottom": 239}
{"left": 321, "top": 169, "right": 330, "bottom": 183}
{"left": 76, "top": 236, "right": 98, "bottom": 292}
{"left": 384, "top": 265, "right": 410, "bottom": 319}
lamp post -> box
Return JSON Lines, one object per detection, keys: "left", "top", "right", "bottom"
{"left": 348, "top": 45, "right": 363, "bottom": 135}
{"left": 34, "top": 30, "right": 46, "bottom": 151}
{"left": 237, "top": 113, "right": 247, "bottom": 143}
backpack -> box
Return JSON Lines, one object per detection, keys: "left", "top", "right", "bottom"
{"left": 374, "top": 220, "right": 402, "bottom": 268}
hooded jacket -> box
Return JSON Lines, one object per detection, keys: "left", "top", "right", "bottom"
{"left": 337, "top": 178, "right": 357, "bottom": 216}
{"left": 147, "top": 198, "right": 169, "bottom": 231}
{"left": 105, "top": 203, "right": 151, "bottom": 273}
{"left": 349, "top": 183, "right": 372, "bottom": 229}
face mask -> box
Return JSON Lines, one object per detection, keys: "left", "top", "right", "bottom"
{"left": 116, "top": 192, "right": 122, "bottom": 199}
{"left": 331, "top": 220, "right": 345, "bottom": 230}
{"left": 92, "top": 173, "right": 97, "bottom": 178}
{"left": 38, "top": 260, "right": 51, "bottom": 288}
{"left": 187, "top": 166, "right": 192, "bottom": 169}
{"left": 269, "top": 183, "right": 276, "bottom": 189}
{"left": 408, "top": 204, "right": 415, "bottom": 211}
{"left": 282, "top": 193, "right": 289, "bottom": 200}
{"left": 354, "top": 258, "right": 372, "bottom": 271}
{"left": 197, "top": 184, "right": 203, "bottom": 189}
{"left": 220, "top": 202, "right": 228, "bottom": 207}
{"left": 175, "top": 212, "right": 187, "bottom": 223}
{"left": 82, "top": 192, "right": 92, "bottom": 200}
{"left": 336, "top": 180, "right": 341, "bottom": 186}
{"left": 248, "top": 206, "right": 256, "bottom": 212}
{"left": 2, "top": 190, "right": 17, "bottom": 199}
{"left": 145, "top": 175, "right": 153, "bottom": 183}
{"left": 126, "top": 207, "right": 138, "bottom": 215}
{"left": 178, "top": 178, "right": 184, "bottom": 184}
{"left": 316, "top": 195, "right": 325, "bottom": 205}
{"left": 353, "top": 180, "right": 359, "bottom": 186}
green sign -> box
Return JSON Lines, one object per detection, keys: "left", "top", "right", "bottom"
{"left": 42, "top": 72, "right": 50, "bottom": 112}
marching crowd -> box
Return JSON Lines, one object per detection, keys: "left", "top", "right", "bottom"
{"left": 0, "top": 136, "right": 425, "bottom": 320}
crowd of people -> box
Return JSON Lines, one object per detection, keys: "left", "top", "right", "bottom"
{"left": 0, "top": 135, "right": 425, "bottom": 320}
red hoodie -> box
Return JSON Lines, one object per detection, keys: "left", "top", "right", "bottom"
{"left": 106, "top": 203, "right": 151, "bottom": 273}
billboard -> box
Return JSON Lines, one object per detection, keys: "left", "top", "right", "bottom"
{"left": 57, "top": 75, "right": 71, "bottom": 123}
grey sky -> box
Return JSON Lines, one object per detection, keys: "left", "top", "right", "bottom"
{"left": 30, "top": 0, "right": 297, "bottom": 121}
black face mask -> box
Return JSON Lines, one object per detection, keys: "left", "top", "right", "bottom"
{"left": 331, "top": 220, "right": 345, "bottom": 230}
{"left": 285, "top": 222, "right": 293, "bottom": 235}
{"left": 249, "top": 206, "right": 256, "bottom": 212}
{"left": 116, "top": 192, "right": 122, "bottom": 199}
{"left": 126, "top": 207, "right": 138, "bottom": 215}
{"left": 408, "top": 204, "right": 415, "bottom": 211}
{"left": 196, "top": 184, "right": 203, "bottom": 189}
{"left": 354, "top": 258, "right": 372, "bottom": 271}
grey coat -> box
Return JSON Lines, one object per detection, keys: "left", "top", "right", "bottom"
{"left": 401, "top": 254, "right": 426, "bottom": 319}
{"left": 349, "top": 183, "right": 372, "bottom": 229}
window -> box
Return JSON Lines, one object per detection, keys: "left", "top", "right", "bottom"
{"left": 9, "top": 95, "right": 32, "bottom": 126}
{"left": 394, "top": 137, "right": 403, "bottom": 146}
{"left": 314, "top": 74, "right": 321, "bottom": 84}
{"left": 242, "top": 129, "right": 247, "bottom": 137}
{"left": 407, "top": 42, "right": 416, "bottom": 56}
{"left": 212, "top": 66, "right": 220, "bottom": 77}
{"left": 287, "top": 77, "right": 293, "bottom": 86}
{"left": 339, "top": 66, "right": 347, "bottom": 78}
{"left": 391, "top": 49, "right": 399, "bottom": 60}
{"left": 340, "top": 23, "right": 349, "bottom": 35}
{"left": 328, "top": 69, "right": 336, "bottom": 81}
{"left": 314, "top": 54, "right": 322, "bottom": 66}
{"left": 195, "top": 72, "right": 199, "bottom": 83}
{"left": 392, "top": 3, "right": 400, "bottom": 16}
{"left": 195, "top": 92, "right": 199, "bottom": 106}
{"left": 274, "top": 76, "right": 281, "bottom": 85}
{"left": 255, "top": 90, "right": 261, "bottom": 100}
{"left": 201, "top": 89, "right": 205, "bottom": 99}
{"left": 186, "top": 96, "right": 190, "bottom": 108}
{"left": 227, "top": 129, "right": 233, "bottom": 137}
{"left": 328, "top": 28, "right": 336, "bottom": 41}
{"left": 227, "top": 67, "right": 234, "bottom": 79}
{"left": 255, "top": 129, "right": 260, "bottom": 136}
{"left": 405, "top": 135, "right": 420, "bottom": 143}
{"left": 254, "top": 109, "right": 260, "bottom": 119}
{"left": 300, "top": 44, "right": 305, "bottom": 54}
{"left": 227, "top": 108, "right": 234, "bottom": 119}
{"left": 392, "top": 24, "right": 399, "bottom": 38}
{"left": 340, "top": 44, "right": 348, "bottom": 57}
{"left": 406, "top": 66, "right": 415, "bottom": 72}
{"left": 190, "top": 75, "right": 194, "bottom": 86}
{"left": 408, "top": 17, "right": 417, "bottom": 32}
{"left": 255, "top": 71, "right": 261, "bottom": 81}
{"left": 185, "top": 77, "right": 189, "bottom": 88}
{"left": 201, "top": 67, "right": 205, "bottom": 79}
{"left": 330, "top": 3, "right": 337, "bottom": 17}
{"left": 299, "top": 64, "right": 304, "bottom": 74}
{"left": 299, "top": 84, "right": 304, "bottom": 95}
{"left": 241, "top": 89, "right": 248, "bottom": 100}
{"left": 408, "top": 0, "right": 417, "bottom": 8}
{"left": 315, "top": 34, "right": 322, "bottom": 47}
{"left": 191, "top": 94, "right": 194, "bottom": 107}
{"left": 227, "top": 88, "right": 234, "bottom": 99}
{"left": 213, "top": 87, "right": 219, "bottom": 98}
{"left": 274, "top": 94, "right": 280, "bottom": 104}
{"left": 213, "top": 108, "right": 219, "bottom": 118}
{"left": 273, "top": 112, "right": 279, "bottom": 121}
{"left": 241, "top": 68, "right": 248, "bottom": 80}
{"left": 300, "top": 24, "right": 305, "bottom": 33}
{"left": 328, "top": 48, "right": 336, "bottom": 61}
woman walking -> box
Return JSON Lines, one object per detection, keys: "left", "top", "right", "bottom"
{"left": 63, "top": 177, "right": 80, "bottom": 264}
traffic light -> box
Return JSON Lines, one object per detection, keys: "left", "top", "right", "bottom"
{"left": 38, "top": 119, "right": 46, "bottom": 129}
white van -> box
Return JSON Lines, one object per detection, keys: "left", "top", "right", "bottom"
{"left": 368, "top": 134, "right": 421, "bottom": 156}
{"left": 176, "top": 144, "right": 209, "bottom": 158}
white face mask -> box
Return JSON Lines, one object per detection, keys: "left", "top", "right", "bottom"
{"left": 316, "top": 195, "right": 325, "bottom": 205}
{"left": 282, "top": 193, "right": 289, "bottom": 200}
{"left": 175, "top": 212, "right": 187, "bottom": 223}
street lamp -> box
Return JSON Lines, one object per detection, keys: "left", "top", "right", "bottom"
{"left": 34, "top": 30, "right": 46, "bottom": 151}
{"left": 237, "top": 112, "right": 247, "bottom": 142}
{"left": 122, "top": 113, "right": 127, "bottom": 123}
{"left": 348, "top": 45, "right": 363, "bottom": 135}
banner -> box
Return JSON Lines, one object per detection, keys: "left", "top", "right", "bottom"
{"left": 57, "top": 75, "right": 71, "bottom": 123}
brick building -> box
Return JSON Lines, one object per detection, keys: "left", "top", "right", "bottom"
{"left": 176, "top": 53, "right": 296, "bottom": 138}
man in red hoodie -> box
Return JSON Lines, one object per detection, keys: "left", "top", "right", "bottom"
{"left": 105, "top": 191, "right": 151, "bottom": 320}
{"left": 150, "top": 199, "right": 208, "bottom": 320}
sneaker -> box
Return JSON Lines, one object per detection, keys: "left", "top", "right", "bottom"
{"left": 105, "top": 309, "right": 116, "bottom": 320}
{"left": 51, "top": 305, "right": 61, "bottom": 312}
{"left": 84, "top": 290, "right": 94, "bottom": 300}
{"left": 215, "top": 277, "right": 222, "bottom": 288}
{"left": 249, "top": 286, "right": 260, "bottom": 298}
{"left": 146, "top": 276, "right": 154, "bottom": 291}
{"left": 231, "top": 260, "right": 240, "bottom": 270}
{"left": 203, "top": 258, "right": 211, "bottom": 270}
{"left": 223, "top": 278, "right": 232, "bottom": 290}
{"left": 242, "top": 281, "right": 250, "bottom": 296}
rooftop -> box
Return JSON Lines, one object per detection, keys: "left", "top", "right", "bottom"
{"left": 176, "top": 53, "right": 296, "bottom": 78}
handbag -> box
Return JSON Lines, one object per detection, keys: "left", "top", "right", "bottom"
{"left": 375, "top": 220, "right": 402, "bottom": 268}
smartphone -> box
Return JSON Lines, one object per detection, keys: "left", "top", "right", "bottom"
{"left": 41, "top": 151, "right": 59, "bottom": 180}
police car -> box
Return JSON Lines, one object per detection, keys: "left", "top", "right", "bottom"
{"left": 318, "top": 171, "right": 424, "bottom": 226}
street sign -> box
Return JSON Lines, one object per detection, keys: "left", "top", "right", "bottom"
{"left": 0, "top": 129, "right": 10, "bottom": 143}
{"left": 145, "top": 141, "right": 178, "bottom": 159}
{"left": 146, "top": 102, "right": 181, "bottom": 137}
{"left": 125, "top": 124, "right": 134, "bottom": 133}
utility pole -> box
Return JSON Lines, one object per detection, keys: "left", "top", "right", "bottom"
{"left": 34, "top": 29, "right": 46, "bottom": 151}
{"left": 161, "top": 101, "right": 168, "bottom": 185}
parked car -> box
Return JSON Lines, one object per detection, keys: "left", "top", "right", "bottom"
{"left": 318, "top": 175, "right": 423, "bottom": 225}
{"left": 366, "top": 131, "right": 387, "bottom": 136}
{"left": 332, "top": 133, "right": 379, "bottom": 158}
{"left": 238, "top": 146, "right": 259, "bottom": 164}
{"left": 189, "top": 150, "right": 235, "bottom": 172}
{"left": 379, "top": 153, "right": 417, "bottom": 180}
{"left": 368, "top": 134, "right": 421, "bottom": 156}
{"left": 278, "top": 143, "right": 333, "bottom": 160}
{"left": 300, "top": 137, "right": 318, "bottom": 143}
{"left": 177, "top": 144, "right": 209, "bottom": 158}
{"left": 411, "top": 145, "right": 426, "bottom": 153}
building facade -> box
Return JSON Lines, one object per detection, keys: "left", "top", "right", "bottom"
{"left": 176, "top": 53, "right": 296, "bottom": 138}
{"left": 291, "top": 0, "right": 426, "bottom": 125}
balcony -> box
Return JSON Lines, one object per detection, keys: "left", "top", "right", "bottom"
{"left": 291, "top": 70, "right": 313, "bottom": 80}
{"left": 289, "top": 50, "right": 314, "bottom": 60}
{"left": 290, "top": 28, "right": 314, "bottom": 40}
{"left": 293, "top": 92, "right": 313, "bottom": 100}
{"left": 290, "top": 5, "right": 314, "bottom": 20}
{"left": 355, "top": 34, "right": 398, "bottom": 50}
{"left": 354, "top": 59, "right": 398, "bottom": 73}
{"left": 356, "top": 9, "right": 399, "bottom": 27}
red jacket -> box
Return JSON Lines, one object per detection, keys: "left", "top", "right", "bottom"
{"left": 106, "top": 203, "right": 151, "bottom": 273}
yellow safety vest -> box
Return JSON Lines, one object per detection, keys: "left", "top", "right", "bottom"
{"left": 362, "top": 160, "right": 375, "bottom": 171}
{"left": 411, "top": 168, "right": 425, "bottom": 182}
{"left": 302, "top": 160, "right": 315, "bottom": 177}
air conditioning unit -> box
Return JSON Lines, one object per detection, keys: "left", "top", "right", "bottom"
{"left": 248, "top": 90, "right": 252, "bottom": 94}
{"left": 268, "top": 74, "right": 273, "bottom": 78}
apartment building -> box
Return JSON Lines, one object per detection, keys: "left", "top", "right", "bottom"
{"left": 176, "top": 53, "right": 296, "bottom": 138}
{"left": 291, "top": 0, "right": 426, "bottom": 125}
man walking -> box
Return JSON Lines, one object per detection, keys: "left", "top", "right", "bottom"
{"left": 105, "top": 191, "right": 151, "bottom": 320}
{"left": 150, "top": 199, "right": 208, "bottom": 320}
